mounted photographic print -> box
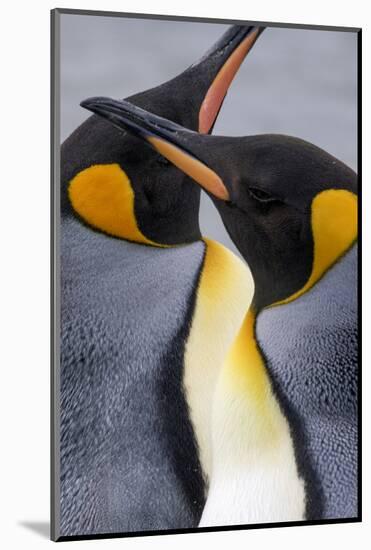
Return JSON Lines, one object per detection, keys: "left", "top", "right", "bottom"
{"left": 51, "top": 8, "right": 360, "bottom": 542}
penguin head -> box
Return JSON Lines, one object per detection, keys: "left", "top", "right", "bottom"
{"left": 107, "top": 109, "right": 358, "bottom": 309}
{"left": 61, "top": 25, "right": 263, "bottom": 247}
{"left": 200, "top": 135, "right": 358, "bottom": 310}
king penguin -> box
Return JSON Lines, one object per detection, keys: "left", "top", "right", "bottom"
{"left": 85, "top": 101, "right": 358, "bottom": 525}
{"left": 60, "top": 26, "right": 263, "bottom": 537}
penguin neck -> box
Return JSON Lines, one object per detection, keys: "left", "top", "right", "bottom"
{"left": 223, "top": 306, "right": 273, "bottom": 412}
{"left": 183, "top": 238, "right": 253, "bottom": 483}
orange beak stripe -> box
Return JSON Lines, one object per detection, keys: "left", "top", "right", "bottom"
{"left": 198, "top": 28, "right": 260, "bottom": 134}
{"left": 147, "top": 136, "right": 229, "bottom": 201}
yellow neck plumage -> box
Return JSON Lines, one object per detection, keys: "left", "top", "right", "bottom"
{"left": 183, "top": 237, "right": 254, "bottom": 480}
{"left": 273, "top": 189, "right": 358, "bottom": 307}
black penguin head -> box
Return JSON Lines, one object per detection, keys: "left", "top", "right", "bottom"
{"left": 109, "top": 110, "right": 358, "bottom": 309}
{"left": 61, "top": 25, "right": 264, "bottom": 246}
{"left": 202, "top": 135, "right": 358, "bottom": 310}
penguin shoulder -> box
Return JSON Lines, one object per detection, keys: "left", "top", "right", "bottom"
{"left": 256, "top": 243, "right": 358, "bottom": 418}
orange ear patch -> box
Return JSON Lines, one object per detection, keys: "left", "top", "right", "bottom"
{"left": 68, "top": 163, "right": 159, "bottom": 245}
{"left": 274, "top": 189, "right": 358, "bottom": 306}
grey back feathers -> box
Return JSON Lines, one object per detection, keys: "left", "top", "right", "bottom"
{"left": 256, "top": 244, "right": 358, "bottom": 520}
{"left": 60, "top": 218, "right": 206, "bottom": 536}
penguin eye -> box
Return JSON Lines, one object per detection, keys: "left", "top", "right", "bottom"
{"left": 156, "top": 156, "right": 170, "bottom": 167}
{"left": 248, "top": 187, "right": 277, "bottom": 203}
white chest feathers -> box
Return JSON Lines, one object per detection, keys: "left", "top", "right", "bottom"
{"left": 199, "top": 374, "right": 306, "bottom": 526}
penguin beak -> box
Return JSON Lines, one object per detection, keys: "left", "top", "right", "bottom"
{"left": 80, "top": 97, "right": 230, "bottom": 201}
{"left": 195, "top": 25, "right": 264, "bottom": 134}
{"left": 80, "top": 25, "right": 265, "bottom": 200}
{"left": 81, "top": 25, "right": 264, "bottom": 135}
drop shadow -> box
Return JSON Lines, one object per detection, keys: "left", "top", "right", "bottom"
{"left": 18, "top": 521, "right": 50, "bottom": 539}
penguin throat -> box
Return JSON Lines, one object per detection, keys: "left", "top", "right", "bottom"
{"left": 223, "top": 308, "right": 272, "bottom": 410}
